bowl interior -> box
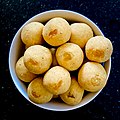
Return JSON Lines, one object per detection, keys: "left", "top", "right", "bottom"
{"left": 9, "top": 10, "right": 111, "bottom": 111}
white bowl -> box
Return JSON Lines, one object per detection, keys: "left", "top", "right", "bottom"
{"left": 9, "top": 10, "right": 111, "bottom": 111}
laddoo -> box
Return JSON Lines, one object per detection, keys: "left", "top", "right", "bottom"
{"left": 78, "top": 62, "right": 107, "bottom": 92}
{"left": 43, "top": 66, "right": 71, "bottom": 95}
{"left": 21, "top": 22, "right": 44, "bottom": 47}
{"left": 14, "top": 16, "right": 113, "bottom": 106}
{"left": 49, "top": 48, "right": 58, "bottom": 66}
{"left": 27, "top": 77, "right": 53, "bottom": 104}
{"left": 23, "top": 45, "right": 52, "bottom": 74}
{"left": 60, "top": 76, "right": 84, "bottom": 105}
{"left": 56, "top": 43, "right": 84, "bottom": 71}
{"left": 15, "top": 56, "right": 37, "bottom": 82}
{"left": 42, "top": 17, "right": 71, "bottom": 46}
{"left": 85, "top": 36, "right": 113, "bottom": 62}
{"left": 70, "top": 23, "right": 93, "bottom": 48}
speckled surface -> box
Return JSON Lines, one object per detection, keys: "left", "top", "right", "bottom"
{"left": 0, "top": 0, "right": 120, "bottom": 120}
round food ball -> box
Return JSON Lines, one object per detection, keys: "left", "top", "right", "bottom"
{"left": 27, "top": 77, "right": 53, "bottom": 104}
{"left": 23, "top": 45, "right": 52, "bottom": 74}
{"left": 15, "top": 56, "right": 37, "bottom": 82}
{"left": 78, "top": 62, "right": 107, "bottom": 92}
{"left": 43, "top": 66, "right": 71, "bottom": 95}
{"left": 42, "top": 17, "right": 71, "bottom": 46}
{"left": 21, "top": 22, "right": 44, "bottom": 47}
{"left": 85, "top": 36, "right": 113, "bottom": 62}
{"left": 56, "top": 43, "right": 84, "bottom": 71}
{"left": 60, "top": 76, "right": 84, "bottom": 105}
{"left": 49, "top": 48, "right": 58, "bottom": 66}
{"left": 70, "top": 23, "right": 93, "bottom": 48}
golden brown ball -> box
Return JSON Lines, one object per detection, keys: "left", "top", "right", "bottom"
{"left": 21, "top": 22, "right": 44, "bottom": 47}
{"left": 43, "top": 66, "right": 71, "bottom": 95}
{"left": 60, "top": 76, "right": 84, "bottom": 105}
{"left": 78, "top": 62, "right": 107, "bottom": 92}
{"left": 56, "top": 43, "right": 84, "bottom": 71}
{"left": 15, "top": 56, "right": 37, "bottom": 82}
{"left": 70, "top": 23, "right": 93, "bottom": 48}
{"left": 49, "top": 47, "right": 58, "bottom": 66}
{"left": 42, "top": 17, "right": 71, "bottom": 46}
{"left": 27, "top": 77, "right": 53, "bottom": 104}
{"left": 23, "top": 45, "right": 52, "bottom": 74}
{"left": 85, "top": 36, "right": 113, "bottom": 62}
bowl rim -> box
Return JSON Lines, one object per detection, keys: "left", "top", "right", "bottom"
{"left": 8, "top": 9, "right": 111, "bottom": 111}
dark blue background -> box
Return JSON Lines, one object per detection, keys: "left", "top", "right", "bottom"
{"left": 0, "top": 0, "right": 120, "bottom": 120}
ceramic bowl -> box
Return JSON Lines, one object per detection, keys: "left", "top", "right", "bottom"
{"left": 9, "top": 10, "right": 111, "bottom": 111}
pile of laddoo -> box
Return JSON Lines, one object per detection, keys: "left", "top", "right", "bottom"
{"left": 15, "top": 17, "right": 113, "bottom": 105}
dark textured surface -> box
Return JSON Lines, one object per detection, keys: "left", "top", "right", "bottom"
{"left": 0, "top": 0, "right": 120, "bottom": 120}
